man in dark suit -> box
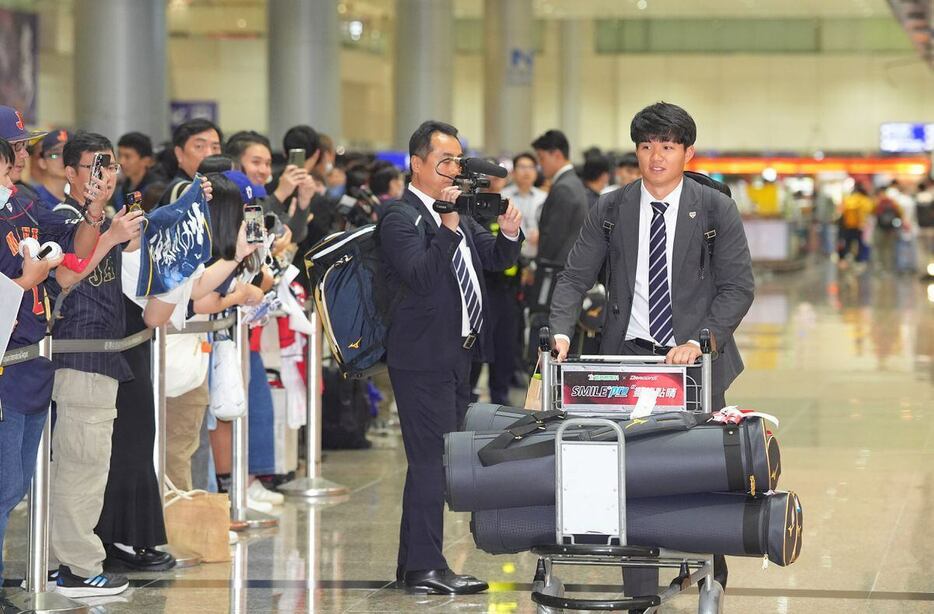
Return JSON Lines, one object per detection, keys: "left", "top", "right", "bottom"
{"left": 533, "top": 130, "right": 589, "bottom": 266}
{"left": 379, "top": 120, "right": 523, "bottom": 595}
{"left": 548, "top": 102, "right": 755, "bottom": 608}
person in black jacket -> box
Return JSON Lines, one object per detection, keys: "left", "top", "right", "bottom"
{"left": 533, "top": 129, "right": 589, "bottom": 266}
{"left": 378, "top": 120, "right": 522, "bottom": 596}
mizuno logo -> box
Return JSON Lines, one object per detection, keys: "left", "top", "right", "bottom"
{"left": 626, "top": 418, "right": 648, "bottom": 429}
{"left": 348, "top": 338, "right": 362, "bottom": 350}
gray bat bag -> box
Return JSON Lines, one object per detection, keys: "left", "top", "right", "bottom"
{"left": 444, "top": 415, "right": 780, "bottom": 512}
{"left": 470, "top": 491, "right": 803, "bottom": 567}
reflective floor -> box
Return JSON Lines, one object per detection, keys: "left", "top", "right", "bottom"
{"left": 2, "top": 260, "right": 933, "bottom": 613}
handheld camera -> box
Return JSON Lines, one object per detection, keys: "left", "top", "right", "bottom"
{"left": 432, "top": 157, "right": 509, "bottom": 221}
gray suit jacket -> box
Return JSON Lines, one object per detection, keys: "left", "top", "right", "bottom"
{"left": 537, "top": 168, "right": 590, "bottom": 265}
{"left": 549, "top": 178, "right": 755, "bottom": 395}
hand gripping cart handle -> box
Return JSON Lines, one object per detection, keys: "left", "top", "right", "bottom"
{"left": 528, "top": 329, "right": 725, "bottom": 614}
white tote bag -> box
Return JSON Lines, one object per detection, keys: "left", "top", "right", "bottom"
{"left": 210, "top": 338, "right": 247, "bottom": 421}
{"left": 165, "top": 333, "right": 210, "bottom": 398}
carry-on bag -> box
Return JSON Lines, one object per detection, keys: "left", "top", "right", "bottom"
{"left": 471, "top": 490, "right": 803, "bottom": 567}
{"left": 444, "top": 416, "right": 780, "bottom": 511}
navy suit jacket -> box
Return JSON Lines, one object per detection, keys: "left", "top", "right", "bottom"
{"left": 379, "top": 188, "right": 523, "bottom": 372}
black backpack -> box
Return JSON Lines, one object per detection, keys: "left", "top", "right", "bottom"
{"left": 303, "top": 200, "right": 426, "bottom": 379}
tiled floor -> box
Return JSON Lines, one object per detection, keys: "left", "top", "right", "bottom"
{"left": 2, "top": 261, "right": 933, "bottom": 613}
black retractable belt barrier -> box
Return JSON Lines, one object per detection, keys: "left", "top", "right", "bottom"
{"left": 471, "top": 491, "right": 804, "bottom": 567}
{"left": 443, "top": 415, "right": 780, "bottom": 512}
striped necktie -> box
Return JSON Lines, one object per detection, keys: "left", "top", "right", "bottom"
{"left": 649, "top": 201, "right": 674, "bottom": 346}
{"left": 452, "top": 243, "right": 484, "bottom": 333}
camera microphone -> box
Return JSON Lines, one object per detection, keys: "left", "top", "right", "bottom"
{"left": 455, "top": 157, "right": 508, "bottom": 179}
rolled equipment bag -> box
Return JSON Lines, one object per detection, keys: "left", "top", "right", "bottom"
{"left": 471, "top": 491, "right": 803, "bottom": 567}
{"left": 463, "top": 403, "right": 545, "bottom": 432}
{"left": 444, "top": 417, "right": 780, "bottom": 511}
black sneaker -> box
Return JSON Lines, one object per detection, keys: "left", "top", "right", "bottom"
{"left": 55, "top": 565, "right": 128, "bottom": 598}
{"left": 19, "top": 569, "right": 58, "bottom": 589}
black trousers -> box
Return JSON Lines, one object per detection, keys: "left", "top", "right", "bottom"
{"left": 469, "top": 282, "right": 520, "bottom": 405}
{"left": 616, "top": 339, "right": 728, "bottom": 596}
{"left": 389, "top": 349, "right": 473, "bottom": 577}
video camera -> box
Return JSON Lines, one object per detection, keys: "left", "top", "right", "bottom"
{"left": 336, "top": 185, "right": 379, "bottom": 228}
{"left": 433, "top": 157, "right": 509, "bottom": 222}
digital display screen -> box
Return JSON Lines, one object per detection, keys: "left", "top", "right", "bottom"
{"left": 879, "top": 123, "right": 934, "bottom": 153}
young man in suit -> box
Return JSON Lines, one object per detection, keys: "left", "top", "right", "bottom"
{"left": 533, "top": 130, "right": 589, "bottom": 266}
{"left": 379, "top": 120, "right": 523, "bottom": 595}
{"left": 548, "top": 102, "right": 755, "bottom": 608}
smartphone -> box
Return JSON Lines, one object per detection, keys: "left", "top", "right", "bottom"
{"left": 288, "top": 148, "right": 306, "bottom": 168}
{"left": 244, "top": 203, "right": 265, "bottom": 244}
{"left": 124, "top": 191, "right": 143, "bottom": 213}
{"left": 84, "top": 153, "right": 111, "bottom": 207}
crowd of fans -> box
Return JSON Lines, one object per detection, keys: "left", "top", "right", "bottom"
{"left": 0, "top": 105, "right": 643, "bottom": 598}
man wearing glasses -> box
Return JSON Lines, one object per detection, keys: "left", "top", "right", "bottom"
{"left": 43, "top": 131, "right": 145, "bottom": 597}
{"left": 32, "top": 129, "right": 73, "bottom": 210}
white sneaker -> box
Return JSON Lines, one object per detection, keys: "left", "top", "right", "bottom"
{"left": 248, "top": 480, "right": 284, "bottom": 505}
{"left": 246, "top": 496, "right": 273, "bottom": 513}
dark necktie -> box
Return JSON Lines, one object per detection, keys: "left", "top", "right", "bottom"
{"left": 649, "top": 201, "right": 673, "bottom": 346}
{"left": 452, "top": 242, "right": 483, "bottom": 333}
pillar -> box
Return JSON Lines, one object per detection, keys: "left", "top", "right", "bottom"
{"left": 483, "top": 0, "right": 534, "bottom": 156}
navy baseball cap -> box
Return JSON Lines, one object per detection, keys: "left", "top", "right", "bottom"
{"left": 223, "top": 170, "right": 267, "bottom": 204}
{"left": 39, "top": 129, "right": 72, "bottom": 155}
{"left": 0, "top": 106, "right": 47, "bottom": 144}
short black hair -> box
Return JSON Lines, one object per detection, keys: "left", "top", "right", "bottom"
{"left": 630, "top": 102, "right": 696, "bottom": 146}
{"left": 198, "top": 154, "right": 235, "bottom": 174}
{"left": 172, "top": 118, "right": 223, "bottom": 150}
{"left": 409, "top": 120, "right": 458, "bottom": 158}
{"left": 370, "top": 164, "right": 402, "bottom": 197}
{"left": 0, "top": 137, "right": 13, "bottom": 166}
{"left": 582, "top": 155, "right": 611, "bottom": 182}
{"left": 63, "top": 131, "right": 114, "bottom": 169}
{"left": 117, "top": 131, "right": 153, "bottom": 158}
{"left": 225, "top": 131, "right": 271, "bottom": 160}
{"left": 617, "top": 152, "right": 638, "bottom": 168}
{"left": 512, "top": 151, "right": 537, "bottom": 168}
{"left": 531, "top": 130, "right": 570, "bottom": 160}
{"left": 282, "top": 125, "right": 320, "bottom": 158}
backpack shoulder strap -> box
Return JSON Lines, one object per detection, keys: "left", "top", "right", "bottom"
{"left": 699, "top": 186, "right": 719, "bottom": 279}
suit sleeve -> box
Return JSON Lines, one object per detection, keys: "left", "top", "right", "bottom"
{"left": 538, "top": 183, "right": 579, "bottom": 264}
{"left": 701, "top": 196, "right": 755, "bottom": 351}
{"left": 548, "top": 196, "right": 612, "bottom": 338}
{"left": 379, "top": 207, "right": 462, "bottom": 296}
{"left": 464, "top": 216, "right": 524, "bottom": 272}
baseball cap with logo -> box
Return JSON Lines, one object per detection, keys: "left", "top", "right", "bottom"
{"left": 0, "top": 105, "right": 48, "bottom": 144}
{"left": 39, "top": 129, "right": 72, "bottom": 155}
{"left": 223, "top": 170, "right": 267, "bottom": 204}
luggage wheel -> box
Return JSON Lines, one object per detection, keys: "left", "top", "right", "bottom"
{"left": 697, "top": 579, "right": 724, "bottom": 614}
{"left": 532, "top": 558, "right": 565, "bottom": 614}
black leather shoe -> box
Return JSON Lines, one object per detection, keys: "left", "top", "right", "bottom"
{"left": 104, "top": 544, "right": 177, "bottom": 571}
{"left": 403, "top": 568, "right": 488, "bottom": 595}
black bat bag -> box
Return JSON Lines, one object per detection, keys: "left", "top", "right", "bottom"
{"left": 444, "top": 417, "right": 780, "bottom": 512}
{"left": 471, "top": 491, "right": 803, "bottom": 567}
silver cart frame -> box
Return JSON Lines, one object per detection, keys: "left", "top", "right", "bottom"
{"left": 528, "top": 329, "right": 724, "bottom": 613}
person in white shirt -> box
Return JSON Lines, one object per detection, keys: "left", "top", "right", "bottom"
{"left": 500, "top": 152, "right": 545, "bottom": 259}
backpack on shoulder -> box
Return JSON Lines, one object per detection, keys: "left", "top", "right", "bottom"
{"left": 303, "top": 201, "right": 425, "bottom": 379}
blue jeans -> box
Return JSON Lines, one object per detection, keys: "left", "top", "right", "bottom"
{"left": 248, "top": 351, "right": 276, "bottom": 476}
{"left": 0, "top": 411, "right": 47, "bottom": 582}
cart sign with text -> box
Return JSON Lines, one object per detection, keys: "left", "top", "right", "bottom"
{"left": 560, "top": 365, "right": 687, "bottom": 412}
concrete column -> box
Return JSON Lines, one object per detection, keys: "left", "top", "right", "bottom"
{"left": 74, "top": 0, "right": 167, "bottom": 142}
{"left": 268, "top": 0, "right": 342, "bottom": 148}
{"left": 558, "top": 19, "right": 582, "bottom": 158}
{"left": 393, "top": 0, "right": 454, "bottom": 150}
{"left": 483, "top": 0, "right": 534, "bottom": 156}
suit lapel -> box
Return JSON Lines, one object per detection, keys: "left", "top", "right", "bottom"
{"left": 403, "top": 188, "right": 438, "bottom": 237}
{"left": 621, "top": 181, "right": 641, "bottom": 294}
{"left": 671, "top": 178, "right": 701, "bottom": 292}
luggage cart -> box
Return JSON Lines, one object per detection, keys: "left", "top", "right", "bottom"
{"left": 528, "top": 328, "right": 724, "bottom": 613}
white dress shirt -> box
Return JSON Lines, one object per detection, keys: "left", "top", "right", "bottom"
{"left": 501, "top": 184, "right": 546, "bottom": 258}
{"left": 626, "top": 179, "right": 683, "bottom": 346}
{"left": 552, "top": 163, "right": 575, "bottom": 185}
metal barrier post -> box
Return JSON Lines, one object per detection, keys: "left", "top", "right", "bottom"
{"left": 3, "top": 336, "right": 87, "bottom": 613}
{"left": 699, "top": 329, "right": 714, "bottom": 413}
{"left": 151, "top": 324, "right": 201, "bottom": 568}
{"left": 279, "top": 311, "right": 348, "bottom": 499}
{"left": 230, "top": 307, "right": 277, "bottom": 528}
{"left": 539, "top": 327, "right": 555, "bottom": 412}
